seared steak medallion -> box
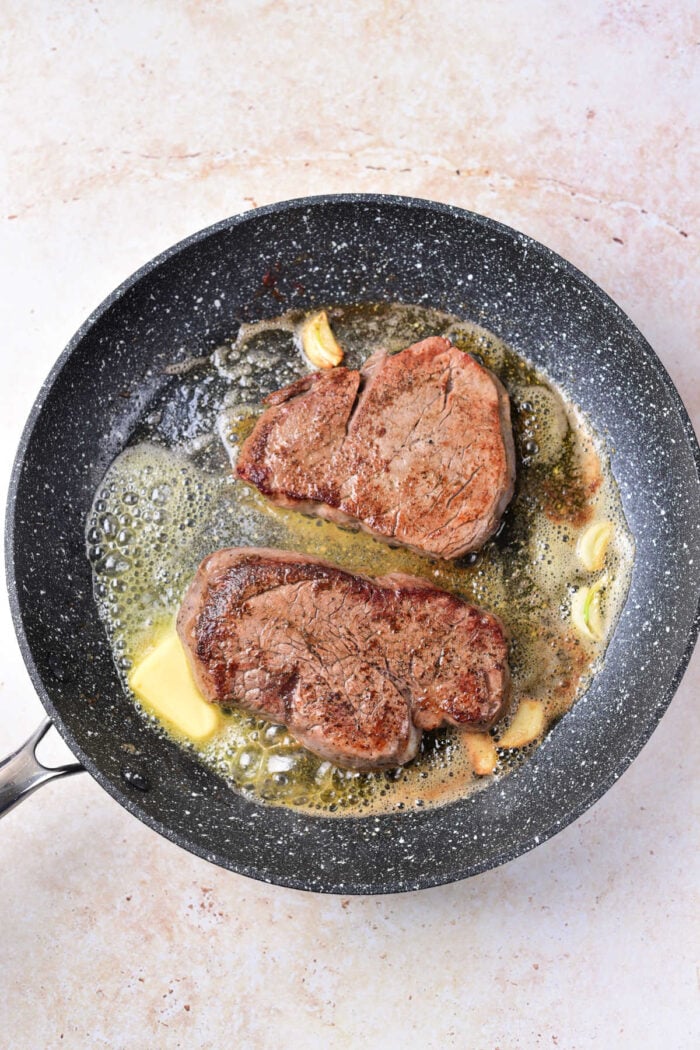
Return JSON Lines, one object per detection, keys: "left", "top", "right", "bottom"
{"left": 235, "top": 336, "right": 516, "bottom": 559}
{"left": 177, "top": 548, "right": 510, "bottom": 771}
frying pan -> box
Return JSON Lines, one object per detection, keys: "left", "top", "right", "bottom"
{"left": 3, "top": 194, "right": 700, "bottom": 894}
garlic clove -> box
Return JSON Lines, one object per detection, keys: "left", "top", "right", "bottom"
{"left": 577, "top": 520, "right": 613, "bottom": 572}
{"left": 300, "top": 309, "right": 344, "bottom": 369}
{"left": 571, "top": 573, "right": 609, "bottom": 640}
{"left": 464, "top": 732, "right": 498, "bottom": 775}
{"left": 498, "top": 699, "right": 546, "bottom": 749}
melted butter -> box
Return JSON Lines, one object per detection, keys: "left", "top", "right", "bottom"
{"left": 87, "top": 302, "right": 635, "bottom": 815}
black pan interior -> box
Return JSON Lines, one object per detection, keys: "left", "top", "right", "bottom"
{"left": 6, "top": 195, "right": 700, "bottom": 893}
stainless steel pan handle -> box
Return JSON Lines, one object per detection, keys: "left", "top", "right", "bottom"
{"left": 0, "top": 718, "right": 84, "bottom": 818}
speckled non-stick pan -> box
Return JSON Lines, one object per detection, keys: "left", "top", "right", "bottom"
{"left": 3, "top": 194, "right": 700, "bottom": 894}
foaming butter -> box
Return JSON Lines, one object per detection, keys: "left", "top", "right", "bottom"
{"left": 87, "top": 302, "right": 635, "bottom": 816}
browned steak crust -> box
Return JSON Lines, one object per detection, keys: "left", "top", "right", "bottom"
{"left": 236, "top": 337, "right": 516, "bottom": 559}
{"left": 177, "top": 547, "right": 510, "bottom": 770}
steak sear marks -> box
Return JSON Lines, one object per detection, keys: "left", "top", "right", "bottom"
{"left": 177, "top": 548, "right": 510, "bottom": 771}
{"left": 235, "top": 337, "right": 516, "bottom": 559}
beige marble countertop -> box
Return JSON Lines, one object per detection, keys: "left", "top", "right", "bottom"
{"left": 1, "top": 3, "right": 698, "bottom": 1047}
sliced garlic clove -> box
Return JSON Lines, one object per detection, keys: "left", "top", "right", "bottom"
{"left": 577, "top": 520, "right": 613, "bottom": 572}
{"left": 463, "top": 732, "right": 498, "bottom": 775}
{"left": 300, "top": 309, "right": 344, "bottom": 369}
{"left": 571, "top": 573, "right": 609, "bottom": 640}
{"left": 498, "top": 699, "right": 546, "bottom": 749}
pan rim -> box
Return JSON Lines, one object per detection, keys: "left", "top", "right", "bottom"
{"left": 5, "top": 193, "right": 700, "bottom": 894}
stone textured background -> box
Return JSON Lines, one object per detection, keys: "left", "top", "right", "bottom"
{"left": 1, "top": 2, "right": 698, "bottom": 1047}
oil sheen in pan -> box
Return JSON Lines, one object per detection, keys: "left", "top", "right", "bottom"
{"left": 86, "top": 303, "right": 635, "bottom": 816}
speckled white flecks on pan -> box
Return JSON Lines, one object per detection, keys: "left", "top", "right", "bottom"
{"left": 9, "top": 195, "right": 698, "bottom": 895}
{"left": 1, "top": 2, "right": 699, "bottom": 1049}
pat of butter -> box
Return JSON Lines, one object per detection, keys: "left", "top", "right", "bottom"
{"left": 128, "top": 631, "right": 221, "bottom": 742}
